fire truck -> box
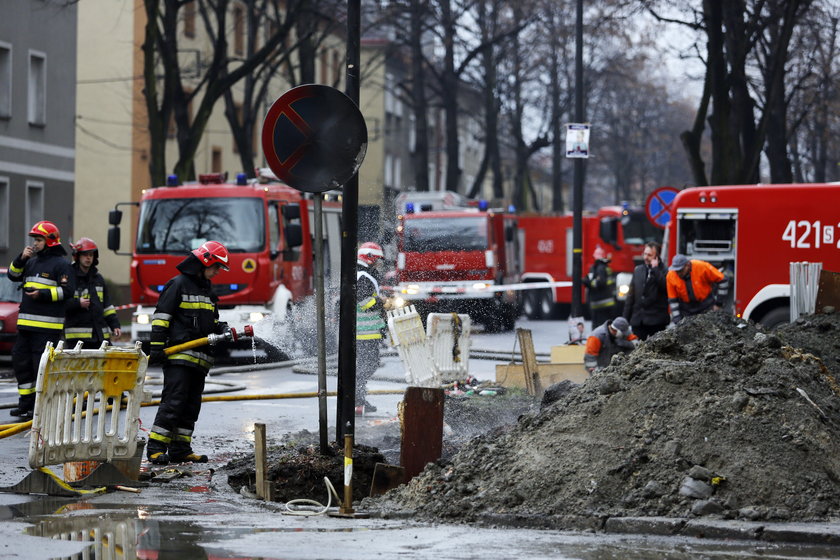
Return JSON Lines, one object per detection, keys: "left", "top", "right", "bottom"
{"left": 518, "top": 205, "right": 661, "bottom": 319}
{"left": 663, "top": 183, "right": 840, "bottom": 329}
{"left": 393, "top": 200, "right": 521, "bottom": 332}
{"left": 107, "top": 171, "right": 342, "bottom": 356}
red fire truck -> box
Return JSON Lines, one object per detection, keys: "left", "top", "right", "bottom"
{"left": 518, "top": 205, "right": 661, "bottom": 319}
{"left": 393, "top": 202, "right": 521, "bottom": 331}
{"left": 663, "top": 183, "right": 840, "bottom": 328}
{"left": 107, "top": 171, "right": 342, "bottom": 356}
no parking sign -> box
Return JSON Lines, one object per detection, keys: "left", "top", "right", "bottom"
{"left": 645, "top": 186, "right": 680, "bottom": 229}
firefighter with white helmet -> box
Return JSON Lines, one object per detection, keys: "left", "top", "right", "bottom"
{"left": 585, "top": 246, "right": 618, "bottom": 326}
{"left": 6, "top": 221, "right": 75, "bottom": 419}
{"left": 356, "top": 241, "right": 386, "bottom": 414}
{"left": 64, "top": 237, "right": 122, "bottom": 348}
{"left": 146, "top": 240, "right": 231, "bottom": 464}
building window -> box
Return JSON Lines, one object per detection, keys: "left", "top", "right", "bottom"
{"left": 25, "top": 181, "right": 44, "bottom": 243}
{"left": 212, "top": 146, "right": 223, "bottom": 173}
{"left": 0, "top": 43, "right": 11, "bottom": 119}
{"left": 384, "top": 154, "right": 393, "bottom": 188}
{"left": 233, "top": 4, "right": 244, "bottom": 56}
{"left": 0, "top": 177, "right": 8, "bottom": 249}
{"left": 332, "top": 50, "right": 341, "bottom": 86}
{"left": 184, "top": 1, "right": 196, "bottom": 38}
{"left": 393, "top": 156, "right": 402, "bottom": 189}
{"left": 28, "top": 51, "right": 46, "bottom": 126}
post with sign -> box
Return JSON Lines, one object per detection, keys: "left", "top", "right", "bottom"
{"left": 261, "top": 84, "right": 367, "bottom": 453}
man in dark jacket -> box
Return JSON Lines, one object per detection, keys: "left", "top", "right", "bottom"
{"left": 7, "top": 221, "right": 75, "bottom": 419}
{"left": 584, "top": 316, "right": 638, "bottom": 373}
{"left": 622, "top": 241, "right": 669, "bottom": 340}
{"left": 146, "top": 241, "right": 230, "bottom": 465}
{"left": 64, "top": 238, "right": 122, "bottom": 348}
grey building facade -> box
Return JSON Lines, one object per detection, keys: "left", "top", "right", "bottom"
{"left": 0, "top": 0, "right": 77, "bottom": 264}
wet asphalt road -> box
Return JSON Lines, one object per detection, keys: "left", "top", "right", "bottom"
{"left": 2, "top": 319, "right": 840, "bottom": 559}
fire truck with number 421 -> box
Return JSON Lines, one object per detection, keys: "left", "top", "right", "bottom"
{"left": 663, "top": 182, "right": 840, "bottom": 329}
{"left": 107, "top": 171, "right": 342, "bottom": 357}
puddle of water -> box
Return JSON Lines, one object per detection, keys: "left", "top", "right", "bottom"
{"left": 4, "top": 500, "right": 840, "bottom": 560}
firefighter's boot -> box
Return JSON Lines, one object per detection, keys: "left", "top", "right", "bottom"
{"left": 10, "top": 394, "right": 35, "bottom": 420}
{"left": 169, "top": 441, "right": 208, "bottom": 463}
{"left": 146, "top": 438, "right": 170, "bottom": 465}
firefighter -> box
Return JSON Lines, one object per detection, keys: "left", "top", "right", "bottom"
{"left": 64, "top": 238, "right": 122, "bottom": 348}
{"left": 6, "top": 221, "right": 75, "bottom": 419}
{"left": 584, "top": 316, "right": 637, "bottom": 373}
{"left": 622, "top": 241, "right": 669, "bottom": 340}
{"left": 356, "top": 241, "right": 387, "bottom": 415}
{"left": 146, "top": 240, "right": 231, "bottom": 465}
{"left": 666, "top": 254, "right": 729, "bottom": 325}
{"left": 585, "top": 247, "right": 618, "bottom": 326}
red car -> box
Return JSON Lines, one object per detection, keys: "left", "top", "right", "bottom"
{"left": 0, "top": 268, "right": 20, "bottom": 354}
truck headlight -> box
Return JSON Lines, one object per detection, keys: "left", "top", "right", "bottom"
{"left": 249, "top": 312, "right": 266, "bottom": 323}
{"left": 135, "top": 313, "right": 151, "bottom": 325}
{"left": 472, "top": 282, "right": 491, "bottom": 291}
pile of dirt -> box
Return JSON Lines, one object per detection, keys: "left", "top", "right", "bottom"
{"left": 372, "top": 311, "right": 840, "bottom": 525}
{"left": 224, "top": 391, "right": 536, "bottom": 503}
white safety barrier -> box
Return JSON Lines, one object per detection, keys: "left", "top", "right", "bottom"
{"left": 387, "top": 306, "right": 439, "bottom": 387}
{"left": 426, "top": 313, "right": 471, "bottom": 381}
{"left": 790, "top": 262, "right": 822, "bottom": 322}
{"left": 28, "top": 341, "right": 149, "bottom": 469}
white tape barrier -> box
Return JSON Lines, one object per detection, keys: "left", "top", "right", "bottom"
{"left": 387, "top": 280, "right": 572, "bottom": 297}
{"left": 387, "top": 306, "right": 439, "bottom": 387}
{"left": 28, "top": 341, "right": 149, "bottom": 469}
{"left": 790, "top": 262, "right": 822, "bottom": 321}
{"left": 426, "top": 313, "right": 471, "bottom": 381}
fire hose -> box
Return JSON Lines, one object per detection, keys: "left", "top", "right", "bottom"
{"left": 163, "top": 324, "right": 255, "bottom": 356}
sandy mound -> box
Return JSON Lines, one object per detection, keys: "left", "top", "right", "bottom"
{"left": 373, "top": 311, "right": 840, "bottom": 524}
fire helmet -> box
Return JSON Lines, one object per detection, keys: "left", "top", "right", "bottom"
{"left": 29, "top": 221, "right": 62, "bottom": 247}
{"left": 72, "top": 237, "right": 98, "bottom": 255}
{"left": 192, "top": 240, "right": 230, "bottom": 271}
{"left": 357, "top": 242, "right": 384, "bottom": 267}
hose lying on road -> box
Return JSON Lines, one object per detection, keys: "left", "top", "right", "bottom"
{"left": 0, "top": 388, "right": 405, "bottom": 439}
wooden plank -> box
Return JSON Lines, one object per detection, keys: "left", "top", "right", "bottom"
{"left": 496, "top": 363, "right": 588, "bottom": 392}
{"left": 517, "top": 328, "right": 541, "bottom": 396}
{"left": 400, "top": 387, "right": 444, "bottom": 481}
{"left": 370, "top": 463, "right": 406, "bottom": 497}
{"left": 816, "top": 269, "right": 840, "bottom": 312}
{"left": 254, "top": 422, "right": 267, "bottom": 500}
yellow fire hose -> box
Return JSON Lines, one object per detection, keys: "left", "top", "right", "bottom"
{"left": 163, "top": 324, "right": 256, "bottom": 356}
{"left": 0, "top": 388, "right": 404, "bottom": 439}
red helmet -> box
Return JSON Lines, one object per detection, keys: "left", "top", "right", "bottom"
{"left": 72, "top": 237, "right": 98, "bottom": 255}
{"left": 192, "top": 240, "right": 230, "bottom": 271}
{"left": 29, "top": 221, "right": 62, "bottom": 247}
{"left": 357, "top": 242, "right": 384, "bottom": 266}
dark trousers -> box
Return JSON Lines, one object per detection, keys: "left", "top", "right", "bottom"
{"left": 12, "top": 329, "right": 61, "bottom": 410}
{"left": 591, "top": 304, "right": 618, "bottom": 328}
{"left": 356, "top": 339, "right": 380, "bottom": 402}
{"left": 150, "top": 363, "right": 206, "bottom": 451}
{"left": 632, "top": 323, "right": 668, "bottom": 341}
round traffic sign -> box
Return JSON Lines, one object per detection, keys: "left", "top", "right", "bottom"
{"left": 645, "top": 186, "right": 679, "bottom": 229}
{"left": 261, "top": 85, "right": 368, "bottom": 193}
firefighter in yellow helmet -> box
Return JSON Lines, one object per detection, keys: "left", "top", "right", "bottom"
{"left": 6, "top": 221, "right": 75, "bottom": 419}
{"left": 356, "top": 242, "right": 386, "bottom": 415}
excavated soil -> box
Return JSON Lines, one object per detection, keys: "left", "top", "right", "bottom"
{"left": 371, "top": 311, "right": 840, "bottom": 524}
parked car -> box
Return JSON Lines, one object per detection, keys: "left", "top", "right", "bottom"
{"left": 0, "top": 268, "right": 20, "bottom": 354}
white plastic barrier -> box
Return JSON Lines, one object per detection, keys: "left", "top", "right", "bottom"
{"left": 28, "top": 341, "right": 149, "bottom": 469}
{"left": 426, "top": 313, "right": 471, "bottom": 381}
{"left": 387, "top": 306, "right": 439, "bottom": 387}
{"left": 790, "top": 262, "right": 822, "bottom": 322}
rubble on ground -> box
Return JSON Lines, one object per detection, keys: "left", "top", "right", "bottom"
{"left": 372, "top": 311, "right": 840, "bottom": 525}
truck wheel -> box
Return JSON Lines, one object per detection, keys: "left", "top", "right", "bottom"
{"left": 539, "top": 290, "right": 556, "bottom": 319}
{"left": 501, "top": 303, "right": 518, "bottom": 332}
{"left": 758, "top": 306, "right": 790, "bottom": 330}
{"left": 522, "top": 291, "right": 543, "bottom": 320}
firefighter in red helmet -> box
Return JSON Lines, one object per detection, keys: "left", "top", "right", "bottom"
{"left": 6, "top": 221, "right": 75, "bottom": 419}
{"left": 64, "top": 238, "right": 122, "bottom": 348}
{"left": 146, "top": 240, "right": 231, "bottom": 464}
{"left": 356, "top": 241, "right": 386, "bottom": 415}
{"left": 584, "top": 245, "right": 618, "bottom": 326}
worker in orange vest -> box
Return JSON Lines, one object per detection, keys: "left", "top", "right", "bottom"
{"left": 666, "top": 254, "right": 729, "bottom": 325}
